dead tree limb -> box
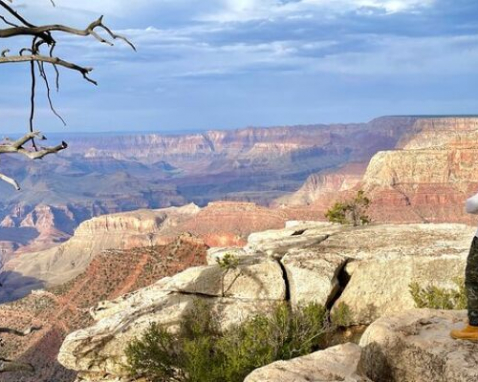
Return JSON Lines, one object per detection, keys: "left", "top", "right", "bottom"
{"left": 0, "top": 0, "right": 134, "bottom": 190}
{"left": 0, "top": 132, "right": 68, "bottom": 190}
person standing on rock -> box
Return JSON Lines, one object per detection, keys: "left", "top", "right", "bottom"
{"left": 451, "top": 192, "right": 478, "bottom": 341}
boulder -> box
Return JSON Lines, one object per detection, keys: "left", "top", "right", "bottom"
{"left": 59, "top": 292, "right": 276, "bottom": 377}
{"left": 162, "top": 261, "right": 286, "bottom": 300}
{"left": 244, "top": 343, "right": 371, "bottom": 382}
{"left": 281, "top": 248, "right": 347, "bottom": 308}
{"left": 314, "top": 224, "right": 473, "bottom": 262}
{"left": 333, "top": 255, "right": 466, "bottom": 325}
{"left": 359, "top": 309, "right": 478, "bottom": 382}
{"left": 246, "top": 223, "right": 342, "bottom": 258}
{"left": 90, "top": 277, "right": 172, "bottom": 321}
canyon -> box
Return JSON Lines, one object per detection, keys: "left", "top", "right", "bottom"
{"left": 0, "top": 235, "right": 208, "bottom": 382}
{"left": 0, "top": 116, "right": 416, "bottom": 259}
{"left": 5, "top": 115, "right": 478, "bottom": 303}
{"left": 280, "top": 117, "right": 478, "bottom": 225}
{"left": 2, "top": 116, "right": 478, "bottom": 381}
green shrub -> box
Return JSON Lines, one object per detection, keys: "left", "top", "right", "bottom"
{"left": 409, "top": 277, "right": 466, "bottom": 310}
{"left": 216, "top": 254, "right": 241, "bottom": 297}
{"left": 331, "top": 302, "right": 354, "bottom": 327}
{"left": 125, "top": 301, "right": 329, "bottom": 382}
{"left": 325, "top": 190, "right": 371, "bottom": 227}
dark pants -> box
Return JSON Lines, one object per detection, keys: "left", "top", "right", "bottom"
{"left": 466, "top": 236, "right": 478, "bottom": 326}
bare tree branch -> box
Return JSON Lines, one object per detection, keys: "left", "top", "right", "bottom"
{"left": 0, "top": 132, "right": 68, "bottom": 189}
{"left": 0, "top": 1, "right": 134, "bottom": 374}
{"left": 0, "top": 16, "right": 136, "bottom": 50}
{"left": 0, "top": 54, "right": 97, "bottom": 84}
{"left": 0, "top": 172, "right": 19, "bottom": 190}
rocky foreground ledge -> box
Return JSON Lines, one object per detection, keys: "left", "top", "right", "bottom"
{"left": 246, "top": 309, "right": 478, "bottom": 382}
{"left": 57, "top": 222, "right": 476, "bottom": 381}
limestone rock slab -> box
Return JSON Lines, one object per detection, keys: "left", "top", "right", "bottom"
{"left": 281, "top": 248, "right": 347, "bottom": 308}
{"left": 59, "top": 292, "right": 275, "bottom": 377}
{"left": 163, "top": 261, "right": 286, "bottom": 300}
{"left": 333, "top": 255, "right": 466, "bottom": 325}
{"left": 359, "top": 309, "right": 478, "bottom": 382}
{"left": 244, "top": 343, "right": 371, "bottom": 382}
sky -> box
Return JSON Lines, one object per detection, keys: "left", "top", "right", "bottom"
{"left": 1, "top": 0, "right": 478, "bottom": 133}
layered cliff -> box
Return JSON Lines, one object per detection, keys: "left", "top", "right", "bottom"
{"left": 361, "top": 117, "right": 478, "bottom": 223}
{"left": 0, "top": 202, "right": 288, "bottom": 302}
{"left": 0, "top": 117, "right": 418, "bottom": 256}
{"left": 0, "top": 204, "right": 201, "bottom": 302}
{"left": 280, "top": 117, "right": 478, "bottom": 224}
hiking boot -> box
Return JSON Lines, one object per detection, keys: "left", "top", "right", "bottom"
{"left": 450, "top": 325, "right": 478, "bottom": 341}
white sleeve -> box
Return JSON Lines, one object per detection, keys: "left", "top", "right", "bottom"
{"left": 466, "top": 192, "right": 478, "bottom": 214}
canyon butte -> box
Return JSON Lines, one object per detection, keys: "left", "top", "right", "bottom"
{"left": 2, "top": 115, "right": 478, "bottom": 382}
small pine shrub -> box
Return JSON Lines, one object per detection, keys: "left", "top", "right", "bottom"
{"left": 325, "top": 190, "right": 371, "bottom": 227}
{"left": 125, "top": 301, "right": 329, "bottom": 382}
{"left": 331, "top": 302, "right": 354, "bottom": 327}
{"left": 409, "top": 277, "right": 466, "bottom": 310}
{"left": 216, "top": 253, "right": 240, "bottom": 270}
{"left": 216, "top": 254, "right": 240, "bottom": 297}
{"left": 325, "top": 202, "right": 348, "bottom": 225}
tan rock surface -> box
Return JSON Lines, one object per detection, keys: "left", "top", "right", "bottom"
{"left": 163, "top": 261, "right": 286, "bottom": 300}
{"left": 359, "top": 309, "right": 478, "bottom": 382}
{"left": 244, "top": 343, "right": 371, "bottom": 382}
{"left": 246, "top": 223, "right": 344, "bottom": 257}
{"left": 281, "top": 248, "right": 347, "bottom": 307}
{"left": 59, "top": 292, "right": 275, "bottom": 377}
{"left": 334, "top": 255, "right": 467, "bottom": 325}
{"left": 56, "top": 222, "right": 478, "bottom": 381}
{"left": 206, "top": 247, "right": 251, "bottom": 265}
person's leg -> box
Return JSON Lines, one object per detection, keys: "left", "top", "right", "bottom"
{"left": 451, "top": 236, "right": 478, "bottom": 340}
{"left": 466, "top": 237, "right": 478, "bottom": 326}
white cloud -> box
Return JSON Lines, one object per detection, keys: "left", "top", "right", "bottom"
{"left": 201, "top": 0, "right": 436, "bottom": 22}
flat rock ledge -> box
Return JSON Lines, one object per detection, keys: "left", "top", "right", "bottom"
{"left": 244, "top": 343, "right": 371, "bottom": 382}
{"left": 245, "top": 309, "right": 478, "bottom": 382}
{"left": 359, "top": 309, "right": 478, "bottom": 382}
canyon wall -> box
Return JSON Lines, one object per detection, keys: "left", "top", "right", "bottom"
{"left": 0, "top": 117, "right": 417, "bottom": 257}
{"left": 0, "top": 202, "right": 288, "bottom": 302}
{"left": 280, "top": 117, "right": 478, "bottom": 224}
{"left": 362, "top": 118, "right": 478, "bottom": 223}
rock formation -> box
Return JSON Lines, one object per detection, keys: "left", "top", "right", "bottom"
{"left": 0, "top": 236, "right": 208, "bottom": 382}
{"left": 0, "top": 202, "right": 289, "bottom": 303}
{"left": 244, "top": 343, "right": 370, "bottom": 382}
{"left": 360, "top": 309, "right": 478, "bottom": 382}
{"left": 0, "top": 116, "right": 417, "bottom": 257}
{"left": 244, "top": 309, "right": 478, "bottom": 382}
{"left": 281, "top": 117, "right": 478, "bottom": 225}
{"left": 56, "top": 221, "right": 475, "bottom": 381}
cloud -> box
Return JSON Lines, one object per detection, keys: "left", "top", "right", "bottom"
{"left": 200, "top": 0, "right": 436, "bottom": 22}
{"left": 2, "top": 0, "right": 478, "bottom": 133}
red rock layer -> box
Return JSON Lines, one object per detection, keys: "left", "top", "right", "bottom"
{"left": 0, "top": 237, "right": 208, "bottom": 382}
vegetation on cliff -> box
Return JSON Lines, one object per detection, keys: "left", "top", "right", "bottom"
{"left": 325, "top": 190, "right": 371, "bottom": 226}
{"left": 126, "top": 301, "right": 329, "bottom": 382}
{"left": 409, "top": 278, "right": 466, "bottom": 310}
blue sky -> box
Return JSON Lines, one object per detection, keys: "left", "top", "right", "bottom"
{"left": 1, "top": 0, "right": 478, "bottom": 133}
